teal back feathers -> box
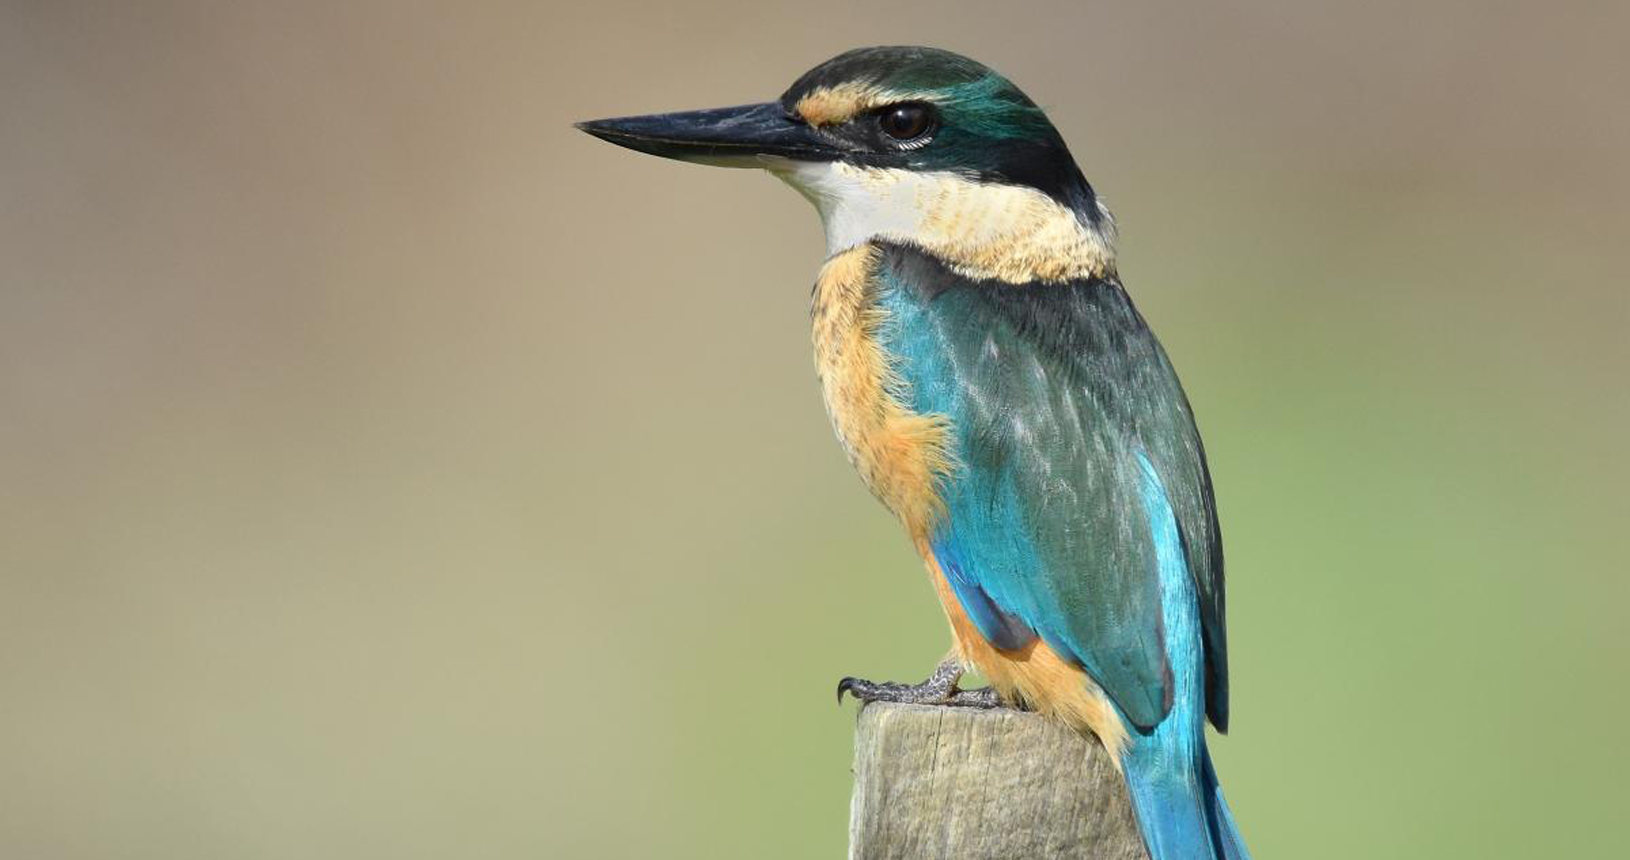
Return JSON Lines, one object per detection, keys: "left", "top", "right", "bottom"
{"left": 872, "top": 242, "right": 1228, "bottom": 733}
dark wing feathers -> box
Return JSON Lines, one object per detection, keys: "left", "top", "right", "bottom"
{"left": 876, "top": 243, "right": 1228, "bottom": 732}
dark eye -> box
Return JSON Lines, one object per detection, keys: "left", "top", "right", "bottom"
{"left": 878, "top": 103, "right": 933, "bottom": 142}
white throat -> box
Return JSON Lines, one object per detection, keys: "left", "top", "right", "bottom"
{"left": 770, "top": 160, "right": 1114, "bottom": 283}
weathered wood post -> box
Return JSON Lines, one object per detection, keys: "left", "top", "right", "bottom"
{"left": 848, "top": 702, "right": 1149, "bottom": 860}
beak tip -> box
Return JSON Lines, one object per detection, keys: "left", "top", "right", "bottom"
{"left": 575, "top": 119, "right": 629, "bottom": 148}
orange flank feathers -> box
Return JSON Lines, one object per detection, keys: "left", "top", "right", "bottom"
{"left": 811, "top": 244, "right": 956, "bottom": 542}
{"left": 923, "top": 544, "right": 1132, "bottom": 762}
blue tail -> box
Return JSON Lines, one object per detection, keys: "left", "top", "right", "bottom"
{"left": 1127, "top": 453, "right": 1250, "bottom": 860}
{"left": 1124, "top": 741, "right": 1249, "bottom": 860}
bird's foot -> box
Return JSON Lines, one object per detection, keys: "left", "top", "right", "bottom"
{"left": 836, "top": 657, "right": 1006, "bottom": 709}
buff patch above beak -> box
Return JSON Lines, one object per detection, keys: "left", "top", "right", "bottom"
{"left": 793, "top": 82, "right": 894, "bottom": 127}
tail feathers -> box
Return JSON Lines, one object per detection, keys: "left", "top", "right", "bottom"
{"left": 1202, "top": 747, "right": 1249, "bottom": 860}
{"left": 1124, "top": 745, "right": 1250, "bottom": 860}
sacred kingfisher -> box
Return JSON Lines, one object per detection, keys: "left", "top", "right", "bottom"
{"left": 578, "top": 46, "right": 1250, "bottom": 860}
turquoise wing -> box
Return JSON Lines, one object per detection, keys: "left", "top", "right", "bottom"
{"left": 873, "top": 243, "right": 1228, "bottom": 733}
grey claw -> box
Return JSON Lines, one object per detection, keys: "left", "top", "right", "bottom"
{"left": 837, "top": 677, "right": 858, "bottom": 704}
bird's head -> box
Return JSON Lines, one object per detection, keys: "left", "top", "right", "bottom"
{"left": 578, "top": 46, "right": 1114, "bottom": 282}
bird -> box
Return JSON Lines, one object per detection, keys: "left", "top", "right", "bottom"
{"left": 577, "top": 46, "right": 1250, "bottom": 860}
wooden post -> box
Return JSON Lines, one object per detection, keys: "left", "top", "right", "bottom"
{"left": 848, "top": 702, "right": 1149, "bottom": 860}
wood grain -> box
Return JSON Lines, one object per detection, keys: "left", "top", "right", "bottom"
{"left": 848, "top": 702, "right": 1148, "bottom": 860}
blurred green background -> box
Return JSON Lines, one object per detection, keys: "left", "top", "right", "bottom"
{"left": 3, "top": 2, "right": 1626, "bottom": 857}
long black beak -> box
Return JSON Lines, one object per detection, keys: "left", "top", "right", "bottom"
{"left": 575, "top": 102, "right": 838, "bottom": 167}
